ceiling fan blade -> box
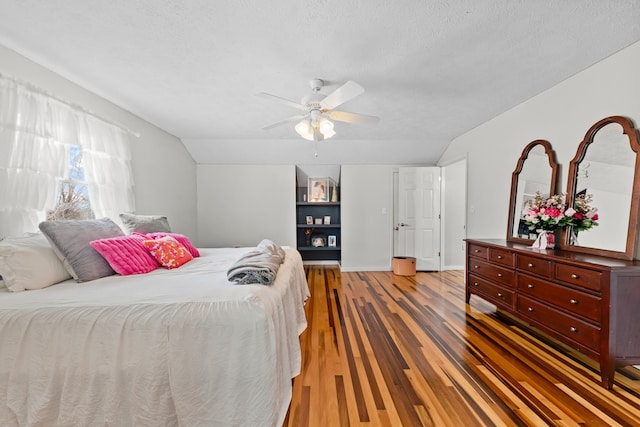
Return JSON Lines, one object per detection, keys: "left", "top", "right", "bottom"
{"left": 329, "top": 110, "right": 380, "bottom": 125}
{"left": 262, "top": 114, "right": 307, "bottom": 130}
{"left": 256, "top": 92, "right": 308, "bottom": 112}
{"left": 320, "top": 80, "right": 365, "bottom": 110}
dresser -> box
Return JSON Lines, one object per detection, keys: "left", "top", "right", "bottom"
{"left": 466, "top": 238, "right": 640, "bottom": 389}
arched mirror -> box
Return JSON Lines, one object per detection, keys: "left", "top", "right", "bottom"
{"left": 561, "top": 116, "right": 640, "bottom": 260}
{"left": 507, "top": 140, "right": 559, "bottom": 244}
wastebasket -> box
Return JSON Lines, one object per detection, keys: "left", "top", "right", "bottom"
{"left": 392, "top": 256, "right": 416, "bottom": 276}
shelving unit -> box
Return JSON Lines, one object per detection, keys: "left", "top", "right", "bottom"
{"left": 296, "top": 192, "right": 341, "bottom": 263}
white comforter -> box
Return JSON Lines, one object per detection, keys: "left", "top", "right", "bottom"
{"left": 0, "top": 247, "right": 310, "bottom": 427}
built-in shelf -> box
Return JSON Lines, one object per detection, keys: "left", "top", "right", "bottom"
{"left": 297, "top": 246, "right": 341, "bottom": 251}
{"left": 296, "top": 202, "right": 340, "bottom": 207}
{"left": 295, "top": 186, "right": 340, "bottom": 263}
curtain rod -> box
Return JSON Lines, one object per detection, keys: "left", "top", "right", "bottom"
{"left": 0, "top": 72, "right": 140, "bottom": 138}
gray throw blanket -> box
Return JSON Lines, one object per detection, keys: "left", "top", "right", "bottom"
{"left": 227, "top": 239, "right": 286, "bottom": 285}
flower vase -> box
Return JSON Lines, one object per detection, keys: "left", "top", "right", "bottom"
{"left": 531, "top": 229, "right": 559, "bottom": 249}
{"left": 569, "top": 230, "right": 579, "bottom": 246}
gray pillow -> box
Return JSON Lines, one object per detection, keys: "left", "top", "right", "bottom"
{"left": 39, "top": 218, "right": 125, "bottom": 282}
{"left": 119, "top": 213, "right": 172, "bottom": 234}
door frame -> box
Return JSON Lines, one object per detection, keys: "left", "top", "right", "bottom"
{"left": 392, "top": 156, "right": 467, "bottom": 271}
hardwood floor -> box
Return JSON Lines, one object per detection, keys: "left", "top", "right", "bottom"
{"left": 284, "top": 267, "right": 640, "bottom": 426}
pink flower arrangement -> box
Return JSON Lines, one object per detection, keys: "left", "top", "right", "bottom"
{"left": 564, "top": 193, "right": 599, "bottom": 232}
{"left": 523, "top": 192, "right": 567, "bottom": 231}
{"left": 523, "top": 191, "right": 599, "bottom": 234}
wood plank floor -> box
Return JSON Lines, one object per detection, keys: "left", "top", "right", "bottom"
{"left": 284, "top": 267, "right": 640, "bottom": 426}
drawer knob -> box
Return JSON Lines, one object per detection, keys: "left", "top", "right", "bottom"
{"left": 497, "top": 292, "right": 503, "bottom": 297}
{"left": 474, "top": 265, "right": 479, "bottom": 269}
{"left": 527, "top": 307, "right": 534, "bottom": 312}
{"left": 570, "top": 299, "right": 578, "bottom": 305}
{"left": 570, "top": 327, "right": 578, "bottom": 333}
{"left": 570, "top": 273, "right": 579, "bottom": 279}
{"left": 473, "top": 282, "right": 479, "bottom": 287}
{"left": 474, "top": 249, "right": 480, "bottom": 253}
{"left": 527, "top": 284, "right": 534, "bottom": 289}
{"left": 497, "top": 273, "right": 503, "bottom": 277}
{"left": 497, "top": 255, "right": 503, "bottom": 259}
{"left": 527, "top": 263, "right": 534, "bottom": 268}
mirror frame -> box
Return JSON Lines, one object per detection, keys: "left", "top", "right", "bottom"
{"left": 506, "top": 139, "right": 559, "bottom": 245}
{"left": 560, "top": 116, "right": 640, "bottom": 260}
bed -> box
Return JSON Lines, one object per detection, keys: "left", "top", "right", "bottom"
{"left": 0, "top": 245, "right": 310, "bottom": 426}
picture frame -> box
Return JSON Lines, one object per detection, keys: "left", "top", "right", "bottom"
{"left": 315, "top": 218, "right": 322, "bottom": 224}
{"left": 307, "top": 177, "right": 333, "bottom": 203}
{"left": 306, "top": 215, "right": 313, "bottom": 224}
{"left": 312, "top": 235, "right": 326, "bottom": 247}
{"left": 328, "top": 235, "right": 337, "bottom": 247}
{"left": 323, "top": 215, "right": 331, "bottom": 224}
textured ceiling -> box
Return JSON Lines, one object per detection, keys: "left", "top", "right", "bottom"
{"left": 0, "top": 1, "right": 639, "bottom": 165}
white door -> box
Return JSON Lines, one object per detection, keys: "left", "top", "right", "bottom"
{"left": 396, "top": 167, "right": 441, "bottom": 271}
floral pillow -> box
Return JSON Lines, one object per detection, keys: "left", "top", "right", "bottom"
{"left": 143, "top": 236, "right": 193, "bottom": 269}
{"left": 138, "top": 232, "right": 200, "bottom": 258}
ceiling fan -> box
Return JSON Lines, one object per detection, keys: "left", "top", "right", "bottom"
{"left": 257, "top": 79, "right": 379, "bottom": 141}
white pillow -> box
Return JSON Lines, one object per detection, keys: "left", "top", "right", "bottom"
{"left": 0, "top": 233, "right": 72, "bottom": 292}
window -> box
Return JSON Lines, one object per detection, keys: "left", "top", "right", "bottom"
{"left": 47, "top": 145, "right": 95, "bottom": 220}
{"left": 1, "top": 74, "right": 134, "bottom": 237}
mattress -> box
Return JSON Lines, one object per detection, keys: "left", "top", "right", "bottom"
{"left": 0, "top": 246, "right": 310, "bottom": 427}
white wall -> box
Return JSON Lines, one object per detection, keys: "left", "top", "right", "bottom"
{"left": 440, "top": 158, "right": 467, "bottom": 269}
{"left": 197, "top": 164, "right": 296, "bottom": 248}
{"left": 341, "top": 165, "right": 394, "bottom": 271}
{"left": 438, "top": 40, "right": 640, "bottom": 240}
{"left": 0, "top": 45, "right": 198, "bottom": 240}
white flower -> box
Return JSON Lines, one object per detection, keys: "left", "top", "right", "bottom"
{"left": 564, "top": 207, "right": 576, "bottom": 217}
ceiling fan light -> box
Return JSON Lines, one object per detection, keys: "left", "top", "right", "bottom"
{"left": 295, "top": 119, "right": 310, "bottom": 136}
{"left": 300, "top": 132, "right": 314, "bottom": 141}
{"left": 319, "top": 117, "right": 334, "bottom": 133}
{"left": 322, "top": 129, "right": 336, "bottom": 139}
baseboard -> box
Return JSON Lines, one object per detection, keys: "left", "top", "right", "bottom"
{"left": 339, "top": 266, "right": 392, "bottom": 272}
{"left": 302, "top": 260, "right": 341, "bottom": 266}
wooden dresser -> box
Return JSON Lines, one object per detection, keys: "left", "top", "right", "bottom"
{"left": 466, "top": 238, "right": 640, "bottom": 389}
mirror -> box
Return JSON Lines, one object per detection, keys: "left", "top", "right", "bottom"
{"left": 562, "top": 116, "right": 640, "bottom": 260}
{"left": 507, "top": 140, "right": 559, "bottom": 244}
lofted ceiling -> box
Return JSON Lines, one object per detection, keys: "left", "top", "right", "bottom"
{"left": 0, "top": 1, "right": 639, "bottom": 165}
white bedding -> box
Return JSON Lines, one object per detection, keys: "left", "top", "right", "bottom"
{"left": 0, "top": 247, "right": 310, "bottom": 427}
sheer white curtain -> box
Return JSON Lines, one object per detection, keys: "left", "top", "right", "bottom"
{"left": 0, "top": 74, "right": 135, "bottom": 238}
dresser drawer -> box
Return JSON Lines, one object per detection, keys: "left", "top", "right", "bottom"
{"left": 468, "top": 259, "right": 515, "bottom": 287}
{"left": 489, "top": 247, "right": 515, "bottom": 267}
{"left": 555, "top": 263, "right": 603, "bottom": 292}
{"left": 517, "top": 274, "right": 601, "bottom": 323}
{"left": 469, "top": 274, "right": 515, "bottom": 309}
{"left": 518, "top": 295, "right": 600, "bottom": 351}
{"left": 468, "top": 243, "right": 488, "bottom": 260}
{"left": 516, "top": 254, "right": 552, "bottom": 278}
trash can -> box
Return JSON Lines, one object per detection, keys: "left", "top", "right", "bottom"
{"left": 392, "top": 256, "right": 416, "bottom": 276}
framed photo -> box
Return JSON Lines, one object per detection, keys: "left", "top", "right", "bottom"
{"left": 306, "top": 215, "right": 313, "bottom": 224}
{"left": 307, "top": 177, "right": 330, "bottom": 203}
{"left": 315, "top": 218, "right": 322, "bottom": 224}
{"left": 323, "top": 215, "right": 331, "bottom": 224}
{"left": 328, "top": 235, "right": 337, "bottom": 247}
